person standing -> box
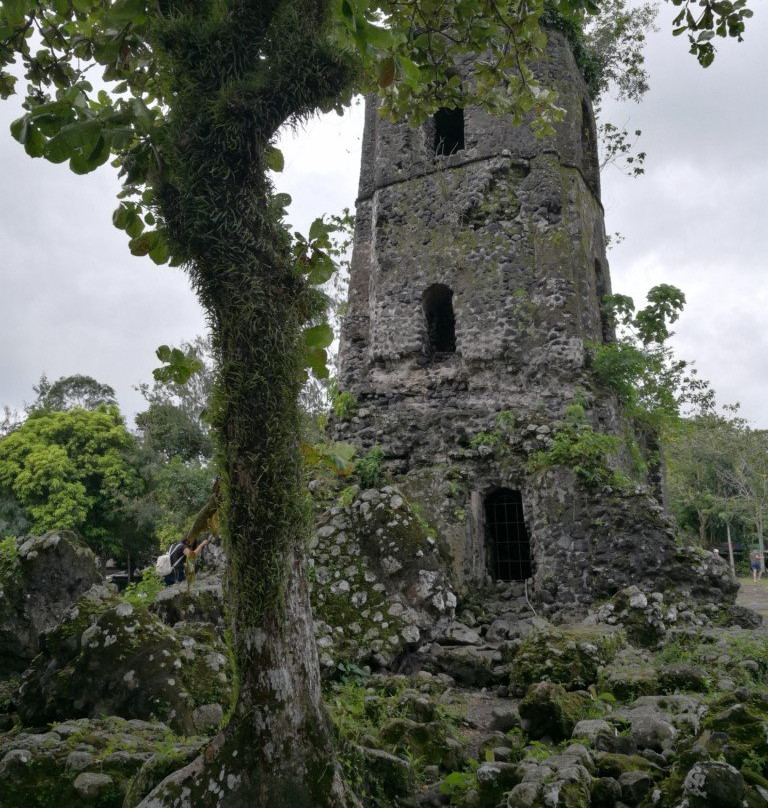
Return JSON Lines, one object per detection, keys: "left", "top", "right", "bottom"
{"left": 750, "top": 547, "right": 764, "bottom": 582}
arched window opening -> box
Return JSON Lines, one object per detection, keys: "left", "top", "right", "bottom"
{"left": 580, "top": 99, "right": 600, "bottom": 197}
{"left": 434, "top": 107, "right": 465, "bottom": 156}
{"left": 422, "top": 284, "right": 456, "bottom": 356}
{"left": 594, "top": 259, "right": 612, "bottom": 343}
{"left": 485, "top": 489, "right": 531, "bottom": 582}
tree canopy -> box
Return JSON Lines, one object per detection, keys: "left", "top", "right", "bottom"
{"left": 0, "top": 405, "right": 144, "bottom": 554}
{"left": 30, "top": 373, "right": 118, "bottom": 411}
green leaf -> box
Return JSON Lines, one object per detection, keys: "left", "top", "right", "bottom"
{"left": 272, "top": 192, "right": 292, "bottom": 209}
{"left": 306, "top": 253, "right": 335, "bottom": 285}
{"left": 0, "top": 72, "right": 17, "bottom": 100}
{"left": 69, "top": 138, "right": 110, "bottom": 174}
{"left": 2, "top": 0, "right": 30, "bottom": 27}
{"left": 45, "top": 120, "right": 101, "bottom": 164}
{"left": 104, "top": 127, "right": 134, "bottom": 151}
{"left": 378, "top": 57, "right": 396, "bottom": 89}
{"left": 396, "top": 55, "right": 422, "bottom": 84}
{"left": 303, "top": 322, "right": 334, "bottom": 349}
{"left": 156, "top": 345, "right": 172, "bottom": 362}
{"left": 106, "top": 0, "right": 147, "bottom": 24}
{"left": 265, "top": 145, "right": 284, "bottom": 172}
{"left": 148, "top": 239, "right": 170, "bottom": 265}
{"left": 15, "top": 121, "right": 46, "bottom": 158}
{"left": 125, "top": 213, "right": 145, "bottom": 238}
{"left": 129, "top": 229, "right": 162, "bottom": 256}
{"left": 112, "top": 205, "right": 129, "bottom": 230}
{"left": 153, "top": 350, "right": 204, "bottom": 384}
{"left": 358, "top": 20, "right": 392, "bottom": 50}
{"left": 9, "top": 116, "right": 28, "bottom": 145}
{"left": 308, "top": 218, "right": 328, "bottom": 242}
{"left": 304, "top": 346, "right": 329, "bottom": 379}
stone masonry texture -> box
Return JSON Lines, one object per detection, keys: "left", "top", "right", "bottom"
{"left": 335, "top": 30, "right": 736, "bottom": 616}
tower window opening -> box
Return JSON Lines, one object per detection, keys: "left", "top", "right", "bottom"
{"left": 485, "top": 489, "right": 531, "bottom": 582}
{"left": 434, "top": 107, "right": 465, "bottom": 155}
{"left": 594, "top": 259, "right": 612, "bottom": 343}
{"left": 422, "top": 284, "right": 456, "bottom": 356}
{"left": 580, "top": 99, "right": 600, "bottom": 197}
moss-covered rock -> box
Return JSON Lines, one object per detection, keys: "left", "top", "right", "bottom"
{"left": 597, "top": 648, "right": 659, "bottom": 701}
{"left": 358, "top": 745, "right": 416, "bottom": 802}
{"left": 150, "top": 575, "right": 225, "bottom": 628}
{"left": 311, "top": 486, "right": 456, "bottom": 673}
{"left": 122, "top": 746, "right": 202, "bottom": 808}
{"left": 475, "top": 760, "right": 521, "bottom": 807}
{"left": 701, "top": 693, "right": 768, "bottom": 773}
{"left": 506, "top": 747, "right": 593, "bottom": 808}
{"left": 658, "top": 663, "right": 709, "bottom": 694}
{"left": 519, "top": 682, "right": 592, "bottom": 742}
{"left": 0, "top": 717, "right": 203, "bottom": 808}
{"left": 600, "top": 586, "right": 668, "bottom": 648}
{"left": 682, "top": 760, "right": 746, "bottom": 808}
{"left": 379, "top": 717, "right": 463, "bottom": 771}
{"left": 594, "top": 752, "right": 664, "bottom": 780}
{"left": 0, "top": 532, "right": 101, "bottom": 676}
{"left": 509, "top": 622, "right": 625, "bottom": 694}
{"left": 17, "top": 585, "right": 232, "bottom": 734}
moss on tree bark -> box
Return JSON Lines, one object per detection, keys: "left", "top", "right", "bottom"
{"left": 135, "top": 2, "right": 358, "bottom": 804}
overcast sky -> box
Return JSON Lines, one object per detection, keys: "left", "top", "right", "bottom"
{"left": 1, "top": 6, "right": 766, "bottom": 427}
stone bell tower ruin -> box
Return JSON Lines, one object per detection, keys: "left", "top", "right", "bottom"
{"left": 335, "top": 31, "right": 735, "bottom": 615}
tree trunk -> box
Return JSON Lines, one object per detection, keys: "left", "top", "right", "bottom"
{"left": 726, "top": 520, "right": 736, "bottom": 577}
{"left": 200, "top": 263, "right": 349, "bottom": 805}
{"left": 139, "top": 229, "right": 352, "bottom": 808}
{"left": 697, "top": 509, "right": 708, "bottom": 545}
{"left": 134, "top": 3, "right": 357, "bottom": 800}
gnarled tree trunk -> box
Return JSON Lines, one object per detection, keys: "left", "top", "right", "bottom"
{"left": 136, "top": 1, "right": 357, "bottom": 804}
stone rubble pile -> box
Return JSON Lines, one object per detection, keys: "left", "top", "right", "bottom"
{"left": 0, "top": 518, "right": 766, "bottom": 808}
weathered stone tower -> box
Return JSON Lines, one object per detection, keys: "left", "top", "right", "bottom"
{"left": 336, "top": 31, "right": 734, "bottom": 614}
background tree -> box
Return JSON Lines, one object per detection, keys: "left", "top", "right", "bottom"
{"left": 0, "top": 406, "right": 22, "bottom": 439}
{"left": 30, "top": 373, "right": 117, "bottom": 412}
{"left": 721, "top": 421, "right": 768, "bottom": 571}
{"left": 665, "top": 408, "right": 768, "bottom": 576}
{"left": 0, "top": 405, "right": 153, "bottom": 562}
{"left": 0, "top": 0, "right": 754, "bottom": 804}
{"left": 134, "top": 339, "right": 217, "bottom": 547}
{"left": 135, "top": 402, "right": 213, "bottom": 463}
{"left": 666, "top": 414, "right": 736, "bottom": 545}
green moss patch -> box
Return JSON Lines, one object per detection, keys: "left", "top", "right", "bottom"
{"left": 510, "top": 624, "right": 626, "bottom": 694}
{"left": 0, "top": 717, "right": 203, "bottom": 808}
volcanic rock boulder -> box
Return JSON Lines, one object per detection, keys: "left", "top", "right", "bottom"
{"left": 0, "top": 531, "right": 101, "bottom": 674}
{"left": 17, "top": 584, "right": 232, "bottom": 734}
{"left": 311, "top": 486, "right": 457, "bottom": 671}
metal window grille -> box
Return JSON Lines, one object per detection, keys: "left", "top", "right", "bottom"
{"left": 485, "top": 489, "right": 532, "bottom": 582}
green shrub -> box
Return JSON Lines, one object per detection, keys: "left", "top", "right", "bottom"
{"left": 527, "top": 405, "right": 626, "bottom": 489}
{"left": 0, "top": 535, "right": 19, "bottom": 578}
{"left": 122, "top": 567, "right": 164, "bottom": 607}
{"left": 333, "top": 391, "right": 358, "bottom": 421}
{"left": 356, "top": 446, "right": 385, "bottom": 489}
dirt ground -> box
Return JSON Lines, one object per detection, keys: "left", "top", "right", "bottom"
{"left": 736, "top": 576, "right": 768, "bottom": 619}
